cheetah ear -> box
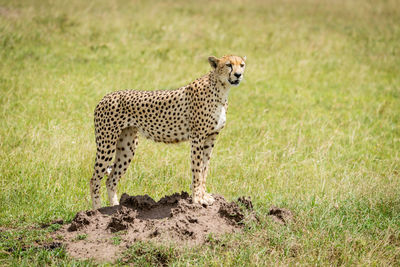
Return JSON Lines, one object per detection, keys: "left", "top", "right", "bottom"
{"left": 208, "top": 56, "right": 219, "bottom": 69}
{"left": 242, "top": 56, "right": 247, "bottom": 61}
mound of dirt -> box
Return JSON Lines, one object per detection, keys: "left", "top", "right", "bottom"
{"left": 52, "top": 192, "right": 255, "bottom": 262}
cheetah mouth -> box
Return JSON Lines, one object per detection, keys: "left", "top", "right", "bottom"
{"left": 229, "top": 79, "right": 240, "bottom": 86}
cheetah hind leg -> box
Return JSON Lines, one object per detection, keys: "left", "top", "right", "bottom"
{"left": 106, "top": 126, "right": 138, "bottom": 206}
{"left": 90, "top": 133, "right": 119, "bottom": 210}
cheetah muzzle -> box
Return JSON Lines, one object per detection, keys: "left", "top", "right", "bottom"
{"left": 90, "top": 55, "right": 247, "bottom": 209}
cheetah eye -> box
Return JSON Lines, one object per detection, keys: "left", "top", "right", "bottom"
{"left": 226, "top": 63, "right": 232, "bottom": 68}
{"left": 240, "top": 63, "right": 245, "bottom": 67}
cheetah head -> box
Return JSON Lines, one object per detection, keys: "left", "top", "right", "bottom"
{"left": 208, "top": 55, "right": 246, "bottom": 86}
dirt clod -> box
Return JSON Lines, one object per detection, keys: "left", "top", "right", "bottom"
{"left": 268, "top": 206, "right": 294, "bottom": 225}
{"left": 120, "top": 193, "right": 157, "bottom": 209}
{"left": 237, "top": 196, "right": 253, "bottom": 210}
{"left": 68, "top": 210, "right": 99, "bottom": 232}
{"left": 53, "top": 192, "right": 256, "bottom": 262}
{"left": 42, "top": 242, "right": 63, "bottom": 250}
{"left": 218, "top": 201, "right": 245, "bottom": 224}
{"left": 107, "top": 206, "right": 137, "bottom": 233}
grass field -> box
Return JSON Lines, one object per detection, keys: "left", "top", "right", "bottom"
{"left": 1, "top": 0, "right": 400, "bottom": 265}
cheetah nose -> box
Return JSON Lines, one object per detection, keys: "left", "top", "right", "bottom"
{"left": 234, "top": 73, "right": 242, "bottom": 78}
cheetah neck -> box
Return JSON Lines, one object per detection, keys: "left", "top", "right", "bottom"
{"left": 208, "top": 71, "right": 231, "bottom": 105}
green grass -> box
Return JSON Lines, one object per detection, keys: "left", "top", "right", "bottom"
{"left": 1, "top": 0, "right": 399, "bottom": 265}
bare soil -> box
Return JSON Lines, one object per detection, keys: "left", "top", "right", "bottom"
{"left": 52, "top": 192, "right": 258, "bottom": 262}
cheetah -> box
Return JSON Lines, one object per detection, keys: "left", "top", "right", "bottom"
{"left": 90, "top": 55, "right": 246, "bottom": 209}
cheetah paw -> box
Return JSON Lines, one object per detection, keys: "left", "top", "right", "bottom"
{"left": 193, "top": 193, "right": 215, "bottom": 206}
{"left": 203, "top": 192, "right": 215, "bottom": 205}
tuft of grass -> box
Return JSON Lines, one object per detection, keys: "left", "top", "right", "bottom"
{"left": 111, "top": 235, "right": 122, "bottom": 246}
{"left": 48, "top": 224, "right": 61, "bottom": 232}
{"left": 119, "top": 242, "right": 177, "bottom": 266}
{"left": 75, "top": 234, "right": 87, "bottom": 241}
{"left": 0, "top": 0, "right": 399, "bottom": 265}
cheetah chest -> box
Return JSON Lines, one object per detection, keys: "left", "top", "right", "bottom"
{"left": 213, "top": 104, "right": 227, "bottom": 131}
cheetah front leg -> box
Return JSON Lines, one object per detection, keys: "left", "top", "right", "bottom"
{"left": 190, "top": 138, "right": 210, "bottom": 205}
{"left": 201, "top": 132, "right": 219, "bottom": 205}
